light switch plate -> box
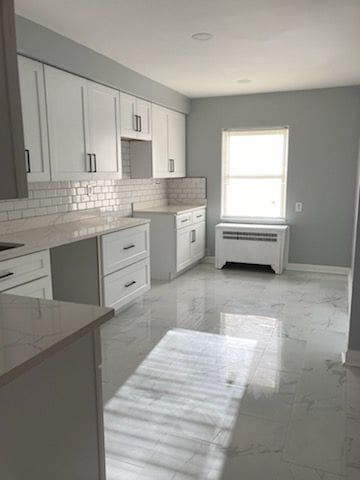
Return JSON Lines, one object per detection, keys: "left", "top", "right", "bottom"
{"left": 295, "top": 202, "right": 303, "bottom": 213}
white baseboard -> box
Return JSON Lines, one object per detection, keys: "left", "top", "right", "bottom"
{"left": 203, "top": 258, "right": 349, "bottom": 275}
{"left": 202, "top": 256, "right": 215, "bottom": 264}
{"left": 342, "top": 349, "right": 360, "bottom": 368}
{"left": 286, "top": 263, "right": 350, "bottom": 275}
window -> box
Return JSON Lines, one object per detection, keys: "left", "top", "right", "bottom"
{"left": 221, "top": 128, "right": 289, "bottom": 220}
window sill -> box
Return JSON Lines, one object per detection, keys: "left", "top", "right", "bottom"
{"left": 220, "top": 216, "right": 287, "bottom": 225}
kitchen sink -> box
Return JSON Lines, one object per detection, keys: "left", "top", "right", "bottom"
{"left": 0, "top": 242, "right": 24, "bottom": 251}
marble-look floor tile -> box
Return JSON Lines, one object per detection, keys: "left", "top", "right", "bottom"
{"left": 218, "top": 414, "right": 287, "bottom": 480}
{"left": 294, "top": 359, "right": 345, "bottom": 413}
{"left": 238, "top": 367, "right": 299, "bottom": 424}
{"left": 346, "top": 416, "right": 360, "bottom": 478}
{"left": 261, "top": 336, "right": 307, "bottom": 373}
{"left": 104, "top": 328, "right": 260, "bottom": 480}
{"left": 277, "top": 461, "right": 344, "bottom": 479}
{"left": 346, "top": 367, "right": 360, "bottom": 419}
{"left": 283, "top": 404, "right": 346, "bottom": 475}
{"left": 101, "top": 263, "right": 351, "bottom": 480}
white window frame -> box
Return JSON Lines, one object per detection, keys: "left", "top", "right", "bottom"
{"left": 221, "top": 127, "right": 289, "bottom": 223}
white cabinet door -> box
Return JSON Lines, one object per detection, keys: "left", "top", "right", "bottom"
{"left": 176, "top": 226, "right": 192, "bottom": 272}
{"left": 191, "top": 222, "right": 206, "bottom": 260}
{"left": 152, "top": 104, "right": 170, "bottom": 178}
{"left": 168, "top": 109, "right": 186, "bottom": 178}
{"left": 18, "top": 56, "right": 50, "bottom": 182}
{"left": 120, "top": 93, "right": 152, "bottom": 141}
{"left": 152, "top": 106, "right": 186, "bottom": 178}
{"left": 45, "top": 66, "right": 91, "bottom": 181}
{"left": 120, "top": 92, "right": 137, "bottom": 139}
{"left": 136, "top": 99, "right": 151, "bottom": 140}
{"left": 4, "top": 276, "right": 53, "bottom": 299}
{"left": 87, "top": 81, "right": 121, "bottom": 178}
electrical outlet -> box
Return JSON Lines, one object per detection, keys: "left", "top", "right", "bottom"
{"left": 295, "top": 202, "right": 303, "bottom": 213}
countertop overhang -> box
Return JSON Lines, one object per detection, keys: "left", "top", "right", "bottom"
{"left": 0, "top": 293, "right": 114, "bottom": 388}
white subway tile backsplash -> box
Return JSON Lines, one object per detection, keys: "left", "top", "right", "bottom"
{"left": 166, "top": 177, "right": 206, "bottom": 201}
{"left": 0, "top": 140, "right": 206, "bottom": 226}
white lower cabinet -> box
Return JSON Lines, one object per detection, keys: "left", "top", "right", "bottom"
{"left": 176, "top": 226, "right": 192, "bottom": 272}
{"left": 102, "top": 258, "right": 150, "bottom": 311}
{"left": 191, "top": 221, "right": 206, "bottom": 261}
{"left": 0, "top": 250, "right": 53, "bottom": 299}
{"left": 100, "top": 224, "right": 150, "bottom": 311}
{"left": 134, "top": 207, "right": 206, "bottom": 280}
{"left": 101, "top": 224, "right": 149, "bottom": 275}
{"left": 176, "top": 220, "right": 206, "bottom": 272}
{"left": 4, "top": 276, "right": 52, "bottom": 299}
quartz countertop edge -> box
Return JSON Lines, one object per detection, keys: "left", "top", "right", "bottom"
{"left": 0, "top": 215, "right": 150, "bottom": 262}
{"left": 133, "top": 204, "right": 207, "bottom": 215}
{"left": 0, "top": 294, "right": 114, "bottom": 388}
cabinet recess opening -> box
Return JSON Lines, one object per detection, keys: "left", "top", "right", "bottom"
{"left": 221, "top": 128, "right": 289, "bottom": 221}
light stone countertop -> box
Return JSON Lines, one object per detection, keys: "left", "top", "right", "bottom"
{"left": 133, "top": 204, "right": 206, "bottom": 215}
{"left": 0, "top": 293, "right": 113, "bottom": 387}
{"left": 0, "top": 212, "right": 150, "bottom": 262}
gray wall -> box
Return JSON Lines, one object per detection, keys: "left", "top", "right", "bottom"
{"left": 15, "top": 16, "right": 190, "bottom": 114}
{"left": 187, "top": 87, "right": 360, "bottom": 266}
{"left": 348, "top": 147, "right": 360, "bottom": 351}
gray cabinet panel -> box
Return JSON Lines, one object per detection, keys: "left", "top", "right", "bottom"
{"left": 0, "top": 0, "right": 28, "bottom": 200}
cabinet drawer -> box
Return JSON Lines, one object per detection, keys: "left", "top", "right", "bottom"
{"left": 4, "top": 276, "right": 53, "bottom": 299}
{"left": 102, "top": 259, "right": 150, "bottom": 311}
{"left": 101, "top": 224, "right": 149, "bottom": 276}
{"left": 0, "top": 250, "right": 51, "bottom": 292}
{"left": 176, "top": 213, "right": 193, "bottom": 229}
{"left": 192, "top": 209, "right": 206, "bottom": 224}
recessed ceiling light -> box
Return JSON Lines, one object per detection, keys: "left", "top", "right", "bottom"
{"left": 191, "top": 32, "right": 213, "bottom": 41}
{"left": 237, "top": 78, "right": 252, "bottom": 84}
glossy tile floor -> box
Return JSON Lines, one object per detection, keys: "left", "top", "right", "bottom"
{"left": 100, "top": 263, "right": 360, "bottom": 480}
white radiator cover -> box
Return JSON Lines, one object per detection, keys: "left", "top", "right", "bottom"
{"left": 215, "top": 223, "right": 289, "bottom": 274}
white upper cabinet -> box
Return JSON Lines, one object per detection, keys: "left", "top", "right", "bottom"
{"left": 45, "top": 66, "right": 122, "bottom": 180}
{"left": 151, "top": 104, "right": 169, "bottom": 178}
{"left": 120, "top": 93, "right": 137, "bottom": 139}
{"left": 168, "top": 109, "right": 186, "bottom": 178}
{"left": 87, "top": 81, "right": 122, "bottom": 178}
{"left": 136, "top": 98, "right": 152, "bottom": 140}
{"left": 45, "top": 66, "right": 90, "bottom": 181}
{"left": 21, "top": 59, "right": 186, "bottom": 182}
{"left": 152, "top": 105, "right": 186, "bottom": 178}
{"left": 18, "top": 56, "right": 50, "bottom": 182}
{"left": 120, "top": 92, "right": 151, "bottom": 140}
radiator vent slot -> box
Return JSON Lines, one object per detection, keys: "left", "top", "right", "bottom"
{"left": 222, "top": 231, "right": 278, "bottom": 242}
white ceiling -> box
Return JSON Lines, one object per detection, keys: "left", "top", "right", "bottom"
{"left": 15, "top": 0, "right": 360, "bottom": 98}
